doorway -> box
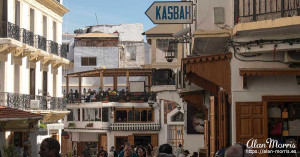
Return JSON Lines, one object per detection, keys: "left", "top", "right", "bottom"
{"left": 115, "top": 136, "right": 127, "bottom": 153}
{"left": 134, "top": 135, "right": 151, "bottom": 147}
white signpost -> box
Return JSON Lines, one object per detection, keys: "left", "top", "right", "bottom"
{"left": 145, "top": 1, "right": 193, "bottom": 24}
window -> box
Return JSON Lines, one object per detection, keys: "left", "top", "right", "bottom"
{"left": 82, "top": 108, "right": 101, "bottom": 121}
{"left": 102, "top": 108, "right": 109, "bottom": 122}
{"left": 81, "top": 57, "right": 96, "bottom": 66}
{"left": 156, "top": 39, "right": 178, "bottom": 58}
{"left": 115, "top": 108, "right": 154, "bottom": 123}
{"left": 67, "top": 109, "right": 73, "bottom": 121}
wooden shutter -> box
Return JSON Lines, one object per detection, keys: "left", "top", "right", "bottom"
{"left": 209, "top": 96, "right": 216, "bottom": 157}
{"left": 100, "top": 135, "right": 107, "bottom": 151}
{"left": 151, "top": 134, "right": 158, "bottom": 148}
{"left": 236, "top": 102, "right": 267, "bottom": 157}
{"left": 30, "top": 68, "right": 35, "bottom": 96}
{"left": 218, "top": 90, "right": 228, "bottom": 149}
{"left": 128, "top": 135, "right": 134, "bottom": 146}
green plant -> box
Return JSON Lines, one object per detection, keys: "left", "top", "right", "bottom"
{"left": 86, "top": 123, "right": 93, "bottom": 127}
{"left": 1, "top": 145, "right": 17, "bottom": 157}
{"left": 68, "top": 123, "right": 76, "bottom": 127}
{"left": 39, "top": 123, "right": 47, "bottom": 129}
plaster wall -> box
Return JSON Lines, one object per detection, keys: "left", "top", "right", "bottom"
{"left": 194, "top": 0, "right": 234, "bottom": 32}
{"left": 7, "top": 0, "right": 14, "bottom": 23}
{"left": 74, "top": 47, "right": 118, "bottom": 72}
{"left": 90, "top": 24, "right": 144, "bottom": 42}
{"left": 21, "top": 57, "right": 30, "bottom": 94}
{"left": 80, "top": 132, "right": 99, "bottom": 142}
{"left": 48, "top": 65, "right": 53, "bottom": 96}
{"left": 5, "top": 54, "right": 14, "bottom": 92}
{"left": 22, "top": 2, "right": 30, "bottom": 29}
{"left": 35, "top": 61, "right": 42, "bottom": 95}
{"left": 230, "top": 51, "right": 300, "bottom": 144}
{"left": 0, "top": 61, "right": 5, "bottom": 92}
{"left": 119, "top": 42, "right": 146, "bottom": 68}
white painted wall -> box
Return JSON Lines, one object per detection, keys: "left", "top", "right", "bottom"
{"left": 22, "top": 2, "right": 30, "bottom": 29}
{"left": 48, "top": 65, "right": 53, "bottom": 96}
{"left": 230, "top": 51, "right": 300, "bottom": 144}
{"left": 0, "top": 61, "right": 4, "bottom": 92}
{"left": 90, "top": 24, "right": 144, "bottom": 42}
{"left": 5, "top": 54, "right": 14, "bottom": 92}
{"left": 7, "top": 0, "right": 14, "bottom": 23}
{"left": 80, "top": 133, "right": 98, "bottom": 142}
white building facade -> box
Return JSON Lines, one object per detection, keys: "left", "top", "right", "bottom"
{"left": 0, "top": 0, "right": 69, "bottom": 156}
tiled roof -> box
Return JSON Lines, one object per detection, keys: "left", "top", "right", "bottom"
{"left": 0, "top": 106, "right": 43, "bottom": 119}
{"left": 75, "top": 32, "right": 118, "bottom": 38}
{"left": 144, "top": 24, "right": 183, "bottom": 35}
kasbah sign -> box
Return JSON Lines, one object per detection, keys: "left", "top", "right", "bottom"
{"left": 145, "top": 1, "right": 193, "bottom": 24}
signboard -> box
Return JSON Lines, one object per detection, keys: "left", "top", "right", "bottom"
{"left": 145, "top": 1, "right": 193, "bottom": 24}
{"left": 129, "top": 81, "right": 145, "bottom": 92}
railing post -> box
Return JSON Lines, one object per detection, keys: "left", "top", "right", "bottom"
{"left": 281, "top": 0, "right": 285, "bottom": 17}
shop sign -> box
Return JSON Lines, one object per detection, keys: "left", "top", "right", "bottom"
{"left": 145, "top": 1, "right": 193, "bottom": 24}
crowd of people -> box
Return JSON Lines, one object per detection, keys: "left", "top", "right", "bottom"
{"left": 38, "top": 138, "right": 255, "bottom": 157}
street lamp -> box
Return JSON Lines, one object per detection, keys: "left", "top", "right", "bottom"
{"left": 165, "top": 42, "right": 175, "bottom": 63}
{"left": 148, "top": 92, "right": 156, "bottom": 108}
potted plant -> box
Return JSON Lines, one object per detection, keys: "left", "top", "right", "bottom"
{"left": 39, "top": 123, "right": 47, "bottom": 129}
{"left": 1, "top": 145, "right": 17, "bottom": 157}
{"left": 86, "top": 123, "right": 93, "bottom": 127}
{"left": 68, "top": 123, "right": 76, "bottom": 128}
{"left": 102, "top": 97, "right": 109, "bottom": 103}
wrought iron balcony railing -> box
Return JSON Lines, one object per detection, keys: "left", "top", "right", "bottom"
{"left": 48, "top": 40, "right": 58, "bottom": 55}
{"left": 21, "top": 28, "right": 34, "bottom": 47}
{"left": 0, "top": 92, "right": 66, "bottom": 111}
{"left": 110, "top": 123, "right": 160, "bottom": 131}
{"left": 234, "top": 0, "right": 300, "bottom": 23}
{"left": 152, "top": 69, "right": 176, "bottom": 86}
{"left": 35, "top": 35, "right": 47, "bottom": 51}
{"left": 66, "top": 90, "right": 150, "bottom": 103}
{"left": 0, "top": 21, "right": 21, "bottom": 41}
{"left": 60, "top": 44, "right": 68, "bottom": 58}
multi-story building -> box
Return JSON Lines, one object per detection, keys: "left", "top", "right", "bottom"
{"left": 180, "top": 0, "right": 300, "bottom": 156}
{"left": 0, "top": 0, "right": 69, "bottom": 156}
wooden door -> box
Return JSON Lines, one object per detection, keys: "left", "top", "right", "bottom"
{"left": 151, "top": 134, "right": 158, "bottom": 148}
{"left": 30, "top": 68, "right": 35, "bottom": 96}
{"left": 43, "top": 71, "right": 47, "bottom": 96}
{"left": 218, "top": 90, "right": 229, "bottom": 149}
{"left": 236, "top": 102, "right": 267, "bottom": 157}
{"left": 128, "top": 135, "right": 134, "bottom": 146}
{"left": 209, "top": 96, "right": 216, "bottom": 157}
{"left": 100, "top": 135, "right": 107, "bottom": 151}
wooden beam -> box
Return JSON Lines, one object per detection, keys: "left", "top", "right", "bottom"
{"left": 243, "top": 75, "right": 247, "bottom": 89}
{"left": 113, "top": 75, "right": 117, "bottom": 90}
{"left": 79, "top": 75, "right": 82, "bottom": 98}
{"left": 66, "top": 76, "right": 69, "bottom": 95}
{"left": 126, "top": 71, "right": 129, "bottom": 91}
{"left": 100, "top": 70, "right": 103, "bottom": 91}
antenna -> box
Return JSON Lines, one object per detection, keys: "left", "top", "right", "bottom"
{"left": 95, "top": 13, "right": 99, "bottom": 24}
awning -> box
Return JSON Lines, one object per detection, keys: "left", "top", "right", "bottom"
{"left": 183, "top": 53, "right": 232, "bottom": 95}
{"left": 29, "top": 110, "right": 70, "bottom": 123}
{"left": 192, "top": 30, "right": 231, "bottom": 55}
{"left": 173, "top": 27, "right": 191, "bottom": 38}
{"left": 239, "top": 68, "right": 300, "bottom": 89}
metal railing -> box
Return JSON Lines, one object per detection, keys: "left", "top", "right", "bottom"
{"left": 234, "top": 0, "right": 300, "bottom": 23}
{"left": 152, "top": 69, "right": 176, "bottom": 86}
{"left": 48, "top": 40, "right": 58, "bottom": 55}
{"left": 21, "top": 28, "right": 34, "bottom": 47}
{"left": 110, "top": 123, "right": 160, "bottom": 131}
{"left": 0, "top": 92, "right": 66, "bottom": 111}
{"left": 66, "top": 91, "right": 150, "bottom": 103}
{"left": 60, "top": 44, "right": 68, "bottom": 59}
{"left": 0, "top": 21, "right": 21, "bottom": 41}
{"left": 0, "top": 20, "right": 67, "bottom": 59}
{"left": 34, "top": 35, "right": 47, "bottom": 51}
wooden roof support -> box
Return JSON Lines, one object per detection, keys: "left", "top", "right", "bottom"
{"left": 126, "top": 71, "right": 129, "bottom": 91}
{"left": 79, "top": 75, "right": 82, "bottom": 98}
{"left": 113, "top": 75, "right": 117, "bottom": 90}
{"left": 100, "top": 70, "right": 103, "bottom": 91}
{"left": 66, "top": 76, "right": 69, "bottom": 95}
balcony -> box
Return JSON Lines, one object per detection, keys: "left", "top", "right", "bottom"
{"left": 35, "top": 35, "right": 47, "bottom": 51}
{"left": 66, "top": 90, "right": 149, "bottom": 103}
{"left": 110, "top": 123, "right": 160, "bottom": 131}
{"left": 21, "top": 28, "right": 34, "bottom": 47}
{"left": 234, "top": 0, "right": 300, "bottom": 23}
{"left": 48, "top": 40, "right": 58, "bottom": 55}
{"left": 60, "top": 44, "right": 68, "bottom": 59}
{"left": 0, "top": 92, "right": 67, "bottom": 111}
{"left": 0, "top": 21, "right": 21, "bottom": 41}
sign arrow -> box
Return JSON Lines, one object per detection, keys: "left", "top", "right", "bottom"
{"left": 145, "top": 1, "right": 193, "bottom": 24}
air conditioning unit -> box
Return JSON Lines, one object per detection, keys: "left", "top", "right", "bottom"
{"left": 30, "top": 100, "right": 40, "bottom": 109}
{"left": 284, "top": 51, "right": 300, "bottom": 63}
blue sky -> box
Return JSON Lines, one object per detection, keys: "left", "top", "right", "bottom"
{"left": 62, "top": 0, "right": 175, "bottom": 34}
